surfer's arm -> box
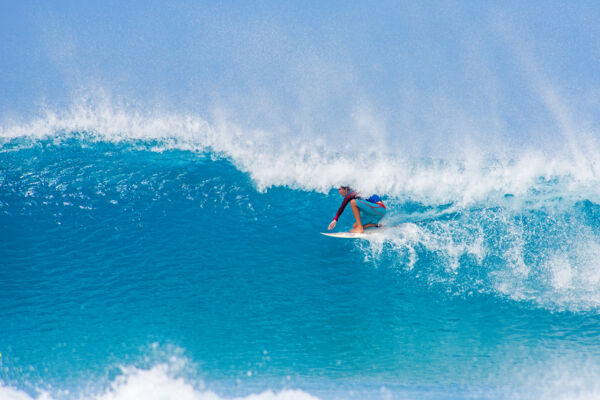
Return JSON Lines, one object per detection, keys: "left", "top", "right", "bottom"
{"left": 328, "top": 191, "right": 358, "bottom": 230}
{"left": 331, "top": 192, "right": 356, "bottom": 223}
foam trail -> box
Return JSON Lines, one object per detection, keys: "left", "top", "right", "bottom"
{"left": 3, "top": 112, "right": 600, "bottom": 397}
{"left": 357, "top": 201, "right": 600, "bottom": 312}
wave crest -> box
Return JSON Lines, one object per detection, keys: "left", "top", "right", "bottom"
{"left": 3, "top": 99, "right": 600, "bottom": 206}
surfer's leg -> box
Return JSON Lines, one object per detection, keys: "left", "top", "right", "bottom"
{"left": 349, "top": 199, "right": 364, "bottom": 233}
{"left": 353, "top": 222, "right": 378, "bottom": 229}
{"left": 354, "top": 199, "right": 385, "bottom": 230}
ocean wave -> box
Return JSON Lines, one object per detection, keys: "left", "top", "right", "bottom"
{"left": 3, "top": 132, "right": 600, "bottom": 397}
{"left": 3, "top": 125, "right": 600, "bottom": 313}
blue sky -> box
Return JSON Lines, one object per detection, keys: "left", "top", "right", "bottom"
{"left": 2, "top": 1, "right": 600, "bottom": 151}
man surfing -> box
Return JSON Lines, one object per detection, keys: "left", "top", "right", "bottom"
{"left": 327, "top": 186, "right": 386, "bottom": 233}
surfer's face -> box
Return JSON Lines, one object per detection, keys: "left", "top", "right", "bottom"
{"left": 338, "top": 187, "right": 348, "bottom": 197}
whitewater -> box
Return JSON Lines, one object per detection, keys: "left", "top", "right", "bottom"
{"left": 2, "top": 100, "right": 600, "bottom": 400}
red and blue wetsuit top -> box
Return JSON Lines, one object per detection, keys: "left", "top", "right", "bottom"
{"left": 333, "top": 191, "right": 386, "bottom": 221}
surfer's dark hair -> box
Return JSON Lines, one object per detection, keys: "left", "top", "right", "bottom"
{"left": 339, "top": 186, "right": 352, "bottom": 191}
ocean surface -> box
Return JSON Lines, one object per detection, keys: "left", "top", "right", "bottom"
{"left": 3, "top": 109, "right": 600, "bottom": 400}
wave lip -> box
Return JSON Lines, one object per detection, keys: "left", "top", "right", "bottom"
{"left": 3, "top": 100, "right": 600, "bottom": 206}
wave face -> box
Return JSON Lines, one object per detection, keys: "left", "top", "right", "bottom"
{"left": 3, "top": 123, "right": 600, "bottom": 399}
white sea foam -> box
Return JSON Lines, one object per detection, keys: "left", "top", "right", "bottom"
{"left": 501, "top": 353, "right": 600, "bottom": 400}
{"left": 357, "top": 206, "right": 600, "bottom": 312}
{"left": 3, "top": 359, "right": 600, "bottom": 400}
{"left": 0, "top": 364, "right": 320, "bottom": 400}
{"left": 3, "top": 98, "right": 600, "bottom": 206}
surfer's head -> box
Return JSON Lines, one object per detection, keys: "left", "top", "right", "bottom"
{"left": 338, "top": 186, "right": 352, "bottom": 196}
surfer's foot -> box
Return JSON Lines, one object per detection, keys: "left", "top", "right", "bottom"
{"left": 350, "top": 227, "right": 364, "bottom": 233}
{"left": 363, "top": 223, "right": 379, "bottom": 229}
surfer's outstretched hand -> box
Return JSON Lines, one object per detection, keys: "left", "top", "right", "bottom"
{"left": 328, "top": 220, "right": 337, "bottom": 230}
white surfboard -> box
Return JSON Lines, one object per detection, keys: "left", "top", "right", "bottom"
{"left": 320, "top": 227, "right": 389, "bottom": 239}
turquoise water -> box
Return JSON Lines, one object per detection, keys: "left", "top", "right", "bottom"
{"left": 3, "top": 2, "right": 600, "bottom": 398}
{"left": 3, "top": 132, "right": 600, "bottom": 399}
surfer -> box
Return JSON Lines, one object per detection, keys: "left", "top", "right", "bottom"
{"left": 327, "top": 186, "right": 386, "bottom": 233}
